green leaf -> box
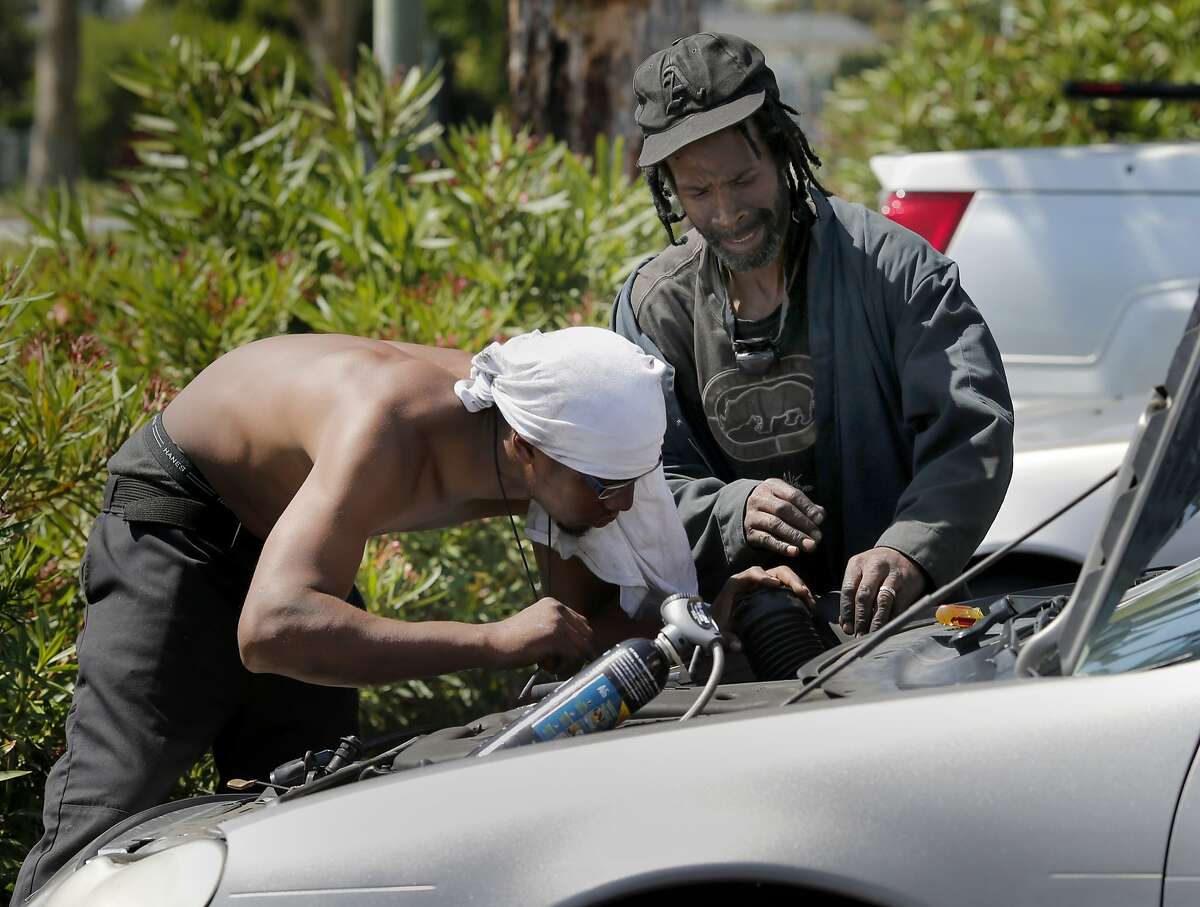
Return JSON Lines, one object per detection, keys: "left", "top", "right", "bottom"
{"left": 0, "top": 771, "right": 32, "bottom": 783}
{"left": 408, "top": 168, "right": 456, "bottom": 184}
{"left": 110, "top": 70, "right": 155, "bottom": 100}
{"left": 517, "top": 191, "right": 571, "bottom": 215}
{"left": 132, "top": 114, "right": 179, "bottom": 134}
{"left": 135, "top": 151, "right": 189, "bottom": 170}
{"left": 235, "top": 114, "right": 298, "bottom": 156}
{"left": 235, "top": 35, "right": 271, "bottom": 77}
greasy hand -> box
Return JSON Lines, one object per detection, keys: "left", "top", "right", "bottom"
{"left": 489, "top": 597, "right": 597, "bottom": 671}
{"left": 711, "top": 565, "right": 814, "bottom": 639}
{"left": 744, "top": 478, "right": 825, "bottom": 558}
{"left": 839, "top": 547, "right": 928, "bottom": 637}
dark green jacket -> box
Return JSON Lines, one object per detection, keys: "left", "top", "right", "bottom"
{"left": 611, "top": 188, "right": 1015, "bottom": 599}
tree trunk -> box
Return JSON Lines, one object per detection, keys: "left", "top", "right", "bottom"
{"left": 26, "top": 0, "right": 78, "bottom": 193}
{"left": 508, "top": 0, "right": 700, "bottom": 170}
{"left": 292, "top": 0, "right": 362, "bottom": 86}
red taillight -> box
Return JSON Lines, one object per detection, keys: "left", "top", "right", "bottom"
{"left": 879, "top": 190, "right": 974, "bottom": 253}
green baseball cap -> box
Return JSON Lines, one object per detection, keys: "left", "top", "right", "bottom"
{"left": 634, "top": 33, "right": 780, "bottom": 168}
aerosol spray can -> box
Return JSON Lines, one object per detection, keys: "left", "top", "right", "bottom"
{"left": 471, "top": 593, "right": 722, "bottom": 757}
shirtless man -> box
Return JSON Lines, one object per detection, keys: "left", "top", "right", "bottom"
{"left": 18, "top": 327, "right": 775, "bottom": 902}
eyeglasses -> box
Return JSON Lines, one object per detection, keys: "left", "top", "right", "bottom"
{"left": 582, "top": 457, "right": 663, "bottom": 501}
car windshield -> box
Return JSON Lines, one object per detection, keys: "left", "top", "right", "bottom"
{"left": 1076, "top": 556, "right": 1200, "bottom": 675}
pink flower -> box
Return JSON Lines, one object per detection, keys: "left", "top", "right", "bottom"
{"left": 48, "top": 302, "right": 70, "bottom": 326}
{"left": 140, "top": 374, "right": 179, "bottom": 413}
{"left": 68, "top": 334, "right": 111, "bottom": 369}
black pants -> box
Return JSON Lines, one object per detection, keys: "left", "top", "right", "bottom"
{"left": 12, "top": 418, "right": 359, "bottom": 903}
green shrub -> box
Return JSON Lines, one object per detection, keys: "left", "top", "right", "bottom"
{"left": 79, "top": 9, "right": 307, "bottom": 179}
{"left": 0, "top": 255, "right": 144, "bottom": 885}
{"left": 822, "top": 0, "right": 1200, "bottom": 203}
{"left": 0, "top": 34, "right": 658, "bottom": 893}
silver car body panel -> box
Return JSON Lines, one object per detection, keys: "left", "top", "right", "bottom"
{"left": 1166, "top": 742, "right": 1200, "bottom": 907}
{"left": 207, "top": 662, "right": 1200, "bottom": 907}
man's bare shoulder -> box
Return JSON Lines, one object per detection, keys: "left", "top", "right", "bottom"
{"left": 300, "top": 342, "right": 482, "bottom": 533}
{"left": 160, "top": 334, "right": 482, "bottom": 537}
{"left": 318, "top": 340, "right": 471, "bottom": 437}
{"left": 173, "top": 333, "right": 470, "bottom": 466}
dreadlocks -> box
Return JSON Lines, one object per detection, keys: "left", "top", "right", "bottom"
{"left": 642, "top": 95, "right": 829, "bottom": 247}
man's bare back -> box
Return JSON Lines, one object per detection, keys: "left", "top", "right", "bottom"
{"left": 164, "top": 334, "right": 510, "bottom": 540}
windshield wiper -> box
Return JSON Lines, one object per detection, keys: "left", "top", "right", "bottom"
{"left": 783, "top": 467, "right": 1119, "bottom": 707}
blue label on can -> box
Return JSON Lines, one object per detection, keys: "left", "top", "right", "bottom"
{"left": 531, "top": 674, "right": 629, "bottom": 743}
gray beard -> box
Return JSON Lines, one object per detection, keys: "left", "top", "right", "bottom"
{"left": 702, "top": 187, "right": 791, "bottom": 273}
{"left": 710, "top": 219, "right": 787, "bottom": 272}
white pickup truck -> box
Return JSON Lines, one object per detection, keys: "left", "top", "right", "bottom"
{"left": 871, "top": 140, "right": 1200, "bottom": 590}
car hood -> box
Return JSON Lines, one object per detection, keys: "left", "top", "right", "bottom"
{"left": 169, "top": 662, "right": 1200, "bottom": 907}
{"left": 36, "top": 555, "right": 1190, "bottom": 897}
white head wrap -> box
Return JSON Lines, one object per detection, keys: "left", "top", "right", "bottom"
{"left": 455, "top": 327, "right": 698, "bottom": 617}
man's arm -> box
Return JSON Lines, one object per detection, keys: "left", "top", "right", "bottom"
{"left": 661, "top": 442, "right": 762, "bottom": 601}
{"left": 840, "top": 262, "right": 1015, "bottom": 634}
{"left": 238, "top": 404, "right": 596, "bottom": 686}
{"left": 533, "top": 543, "right": 661, "bottom": 652}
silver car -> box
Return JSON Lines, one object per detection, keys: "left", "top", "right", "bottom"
{"left": 26, "top": 302, "right": 1200, "bottom": 907}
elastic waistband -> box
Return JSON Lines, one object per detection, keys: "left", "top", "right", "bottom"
{"left": 103, "top": 415, "right": 264, "bottom": 561}
{"left": 144, "top": 413, "right": 221, "bottom": 502}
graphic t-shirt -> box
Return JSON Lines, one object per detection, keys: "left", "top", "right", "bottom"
{"left": 697, "top": 281, "right": 818, "bottom": 496}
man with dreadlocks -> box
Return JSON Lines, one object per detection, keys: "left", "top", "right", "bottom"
{"left": 612, "top": 33, "right": 1015, "bottom": 640}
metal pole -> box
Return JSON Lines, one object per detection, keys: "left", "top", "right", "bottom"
{"left": 373, "top": 0, "right": 399, "bottom": 73}
{"left": 373, "top": 0, "right": 427, "bottom": 76}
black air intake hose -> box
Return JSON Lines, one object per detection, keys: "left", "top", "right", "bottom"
{"left": 733, "top": 588, "right": 828, "bottom": 681}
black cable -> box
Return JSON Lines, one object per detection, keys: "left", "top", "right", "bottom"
{"left": 782, "top": 466, "right": 1120, "bottom": 706}
{"left": 493, "top": 409, "right": 553, "bottom": 693}
{"left": 492, "top": 408, "right": 540, "bottom": 601}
